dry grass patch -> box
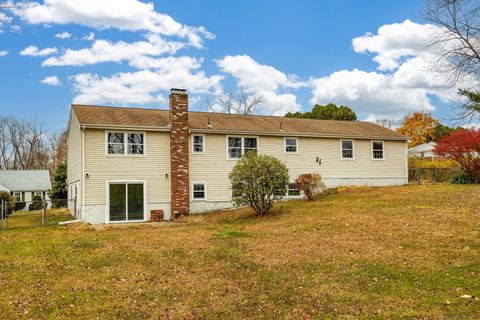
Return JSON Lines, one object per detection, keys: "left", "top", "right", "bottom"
{"left": 0, "top": 184, "right": 479, "bottom": 319}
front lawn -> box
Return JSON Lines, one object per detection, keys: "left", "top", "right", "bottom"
{"left": 0, "top": 185, "right": 479, "bottom": 319}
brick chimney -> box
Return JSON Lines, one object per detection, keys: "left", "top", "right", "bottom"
{"left": 169, "top": 88, "right": 190, "bottom": 218}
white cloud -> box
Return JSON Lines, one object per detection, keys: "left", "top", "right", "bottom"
{"left": 352, "top": 19, "right": 439, "bottom": 71}
{"left": 310, "top": 19, "right": 479, "bottom": 120}
{"left": 20, "top": 45, "right": 57, "bottom": 56}
{"left": 13, "top": 0, "right": 214, "bottom": 47}
{"left": 71, "top": 56, "right": 223, "bottom": 105}
{"left": 40, "top": 75, "right": 61, "bottom": 86}
{"left": 42, "top": 34, "right": 183, "bottom": 66}
{"left": 55, "top": 31, "right": 71, "bottom": 39}
{"left": 216, "top": 55, "right": 303, "bottom": 115}
{"left": 82, "top": 32, "right": 95, "bottom": 41}
{"left": 0, "top": 50, "right": 8, "bottom": 57}
{"left": 0, "top": 12, "right": 13, "bottom": 31}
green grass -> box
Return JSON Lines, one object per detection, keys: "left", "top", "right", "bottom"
{"left": 0, "top": 184, "right": 479, "bottom": 319}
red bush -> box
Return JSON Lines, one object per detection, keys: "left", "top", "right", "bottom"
{"left": 434, "top": 129, "right": 480, "bottom": 183}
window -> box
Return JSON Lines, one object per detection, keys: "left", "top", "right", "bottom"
{"left": 14, "top": 192, "right": 21, "bottom": 202}
{"left": 192, "top": 182, "right": 206, "bottom": 200}
{"left": 227, "top": 136, "right": 258, "bottom": 159}
{"left": 341, "top": 140, "right": 354, "bottom": 159}
{"left": 107, "top": 132, "right": 145, "bottom": 155}
{"left": 192, "top": 135, "right": 204, "bottom": 153}
{"left": 287, "top": 183, "right": 300, "bottom": 197}
{"left": 285, "top": 137, "right": 298, "bottom": 153}
{"left": 34, "top": 191, "right": 42, "bottom": 198}
{"left": 372, "top": 141, "right": 384, "bottom": 159}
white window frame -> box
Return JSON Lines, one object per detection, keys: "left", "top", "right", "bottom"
{"left": 284, "top": 137, "right": 298, "bottom": 154}
{"left": 105, "top": 180, "right": 147, "bottom": 224}
{"left": 191, "top": 181, "right": 207, "bottom": 201}
{"left": 191, "top": 134, "right": 205, "bottom": 154}
{"left": 226, "top": 135, "right": 259, "bottom": 160}
{"left": 14, "top": 192, "right": 21, "bottom": 202}
{"left": 340, "top": 139, "right": 355, "bottom": 160}
{"left": 371, "top": 140, "right": 385, "bottom": 160}
{"left": 286, "top": 182, "right": 301, "bottom": 198}
{"left": 105, "top": 131, "right": 146, "bottom": 157}
{"left": 34, "top": 191, "right": 43, "bottom": 198}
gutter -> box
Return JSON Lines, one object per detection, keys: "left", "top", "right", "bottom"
{"left": 189, "top": 128, "right": 409, "bottom": 141}
{"left": 81, "top": 125, "right": 85, "bottom": 221}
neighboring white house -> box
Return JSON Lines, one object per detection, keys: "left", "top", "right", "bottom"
{"left": 0, "top": 170, "right": 51, "bottom": 211}
{"left": 67, "top": 88, "right": 409, "bottom": 225}
{"left": 408, "top": 142, "right": 437, "bottom": 159}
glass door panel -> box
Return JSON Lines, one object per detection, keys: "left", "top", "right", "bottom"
{"left": 109, "top": 184, "right": 126, "bottom": 221}
{"left": 127, "top": 183, "right": 144, "bottom": 220}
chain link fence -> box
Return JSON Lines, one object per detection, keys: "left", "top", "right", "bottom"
{"left": 408, "top": 167, "right": 461, "bottom": 183}
{"left": 0, "top": 199, "right": 75, "bottom": 230}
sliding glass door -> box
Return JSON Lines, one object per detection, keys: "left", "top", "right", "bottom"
{"left": 109, "top": 182, "right": 144, "bottom": 222}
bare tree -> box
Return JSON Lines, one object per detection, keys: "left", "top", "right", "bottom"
{"left": 424, "top": 0, "right": 480, "bottom": 121}
{"left": 204, "top": 88, "right": 265, "bottom": 115}
{"left": 48, "top": 130, "right": 67, "bottom": 177}
{"left": 0, "top": 117, "right": 50, "bottom": 170}
{"left": 374, "top": 118, "right": 398, "bottom": 130}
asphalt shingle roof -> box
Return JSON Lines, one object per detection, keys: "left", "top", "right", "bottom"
{"left": 72, "top": 104, "right": 407, "bottom": 140}
{"left": 0, "top": 170, "right": 51, "bottom": 191}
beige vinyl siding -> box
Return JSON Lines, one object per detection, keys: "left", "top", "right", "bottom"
{"left": 83, "top": 129, "right": 170, "bottom": 206}
{"left": 67, "top": 113, "right": 82, "bottom": 185}
{"left": 190, "top": 134, "right": 407, "bottom": 202}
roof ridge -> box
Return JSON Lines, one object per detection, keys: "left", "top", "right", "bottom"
{"left": 72, "top": 104, "right": 169, "bottom": 112}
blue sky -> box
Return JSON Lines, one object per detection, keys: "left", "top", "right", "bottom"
{"left": 0, "top": 0, "right": 459, "bottom": 132}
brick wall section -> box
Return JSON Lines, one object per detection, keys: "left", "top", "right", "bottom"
{"left": 169, "top": 89, "right": 190, "bottom": 218}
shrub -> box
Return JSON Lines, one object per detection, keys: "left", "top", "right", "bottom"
{"left": 29, "top": 195, "right": 45, "bottom": 211}
{"left": 434, "top": 129, "right": 480, "bottom": 183}
{"left": 451, "top": 172, "right": 475, "bottom": 184}
{"left": 295, "top": 173, "right": 326, "bottom": 201}
{"left": 14, "top": 202, "right": 26, "bottom": 211}
{"left": 229, "top": 152, "right": 289, "bottom": 215}
{"left": 0, "top": 191, "right": 16, "bottom": 215}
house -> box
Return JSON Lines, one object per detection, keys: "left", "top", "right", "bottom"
{"left": 67, "top": 88, "right": 409, "bottom": 224}
{"left": 408, "top": 142, "right": 437, "bottom": 159}
{"left": 0, "top": 170, "right": 51, "bottom": 211}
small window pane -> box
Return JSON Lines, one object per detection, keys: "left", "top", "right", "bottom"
{"left": 229, "top": 148, "right": 242, "bottom": 158}
{"left": 128, "top": 133, "right": 143, "bottom": 144}
{"left": 373, "top": 142, "right": 383, "bottom": 150}
{"left": 108, "top": 144, "right": 125, "bottom": 154}
{"left": 244, "top": 138, "right": 257, "bottom": 148}
{"left": 228, "top": 137, "right": 242, "bottom": 148}
{"left": 108, "top": 133, "right": 124, "bottom": 143}
{"left": 342, "top": 140, "right": 352, "bottom": 150}
{"left": 128, "top": 144, "right": 144, "bottom": 155}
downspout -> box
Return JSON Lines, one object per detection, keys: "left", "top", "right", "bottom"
{"left": 81, "top": 125, "right": 85, "bottom": 220}
{"left": 404, "top": 141, "right": 409, "bottom": 185}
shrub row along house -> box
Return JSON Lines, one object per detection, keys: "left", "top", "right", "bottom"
{"left": 67, "top": 89, "right": 408, "bottom": 224}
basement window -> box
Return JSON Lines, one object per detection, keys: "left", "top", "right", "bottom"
{"left": 192, "top": 182, "right": 206, "bottom": 200}
{"left": 287, "top": 183, "right": 300, "bottom": 197}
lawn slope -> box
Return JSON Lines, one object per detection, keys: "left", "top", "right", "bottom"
{"left": 0, "top": 185, "right": 479, "bottom": 319}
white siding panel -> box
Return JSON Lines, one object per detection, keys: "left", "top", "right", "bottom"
{"left": 83, "top": 129, "right": 171, "bottom": 207}
{"left": 190, "top": 134, "right": 407, "bottom": 202}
